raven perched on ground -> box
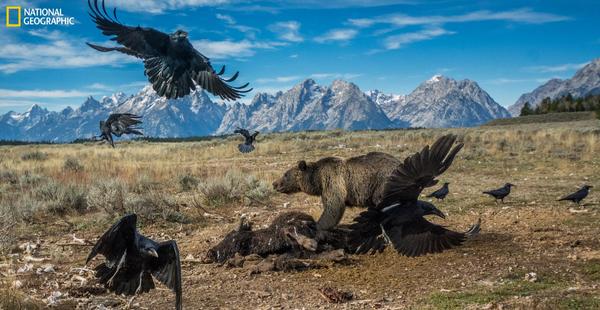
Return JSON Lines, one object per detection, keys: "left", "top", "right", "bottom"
{"left": 558, "top": 185, "right": 592, "bottom": 205}
{"left": 86, "top": 214, "right": 182, "bottom": 310}
{"left": 86, "top": 0, "right": 251, "bottom": 100}
{"left": 348, "top": 134, "right": 480, "bottom": 256}
{"left": 427, "top": 182, "right": 450, "bottom": 200}
{"left": 234, "top": 127, "right": 259, "bottom": 153}
{"left": 98, "top": 113, "right": 143, "bottom": 147}
{"left": 483, "top": 183, "right": 514, "bottom": 203}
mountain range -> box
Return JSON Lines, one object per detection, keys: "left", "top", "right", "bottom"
{"left": 1, "top": 75, "right": 511, "bottom": 142}
{"left": 508, "top": 58, "right": 600, "bottom": 116}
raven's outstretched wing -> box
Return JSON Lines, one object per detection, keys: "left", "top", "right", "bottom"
{"left": 386, "top": 217, "right": 480, "bottom": 257}
{"left": 87, "top": 0, "right": 169, "bottom": 58}
{"left": 86, "top": 214, "right": 137, "bottom": 264}
{"left": 379, "top": 134, "right": 463, "bottom": 207}
{"left": 234, "top": 127, "right": 251, "bottom": 138}
{"left": 150, "top": 241, "right": 182, "bottom": 310}
{"left": 88, "top": 0, "right": 251, "bottom": 100}
{"left": 192, "top": 66, "right": 253, "bottom": 101}
{"left": 106, "top": 113, "right": 143, "bottom": 137}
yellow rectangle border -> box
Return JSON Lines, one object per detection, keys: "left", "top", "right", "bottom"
{"left": 6, "top": 6, "right": 22, "bottom": 27}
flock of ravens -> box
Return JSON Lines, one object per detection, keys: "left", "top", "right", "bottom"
{"left": 81, "top": 1, "right": 593, "bottom": 309}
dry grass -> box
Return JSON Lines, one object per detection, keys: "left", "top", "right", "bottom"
{"left": 0, "top": 119, "right": 599, "bottom": 308}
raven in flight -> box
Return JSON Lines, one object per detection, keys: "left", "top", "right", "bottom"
{"left": 86, "top": 214, "right": 182, "bottom": 310}
{"left": 348, "top": 134, "right": 480, "bottom": 256}
{"left": 558, "top": 185, "right": 592, "bottom": 205}
{"left": 86, "top": 0, "right": 252, "bottom": 100}
{"left": 483, "top": 183, "right": 514, "bottom": 203}
{"left": 234, "top": 127, "right": 259, "bottom": 153}
{"left": 98, "top": 113, "right": 143, "bottom": 147}
{"left": 427, "top": 182, "right": 450, "bottom": 200}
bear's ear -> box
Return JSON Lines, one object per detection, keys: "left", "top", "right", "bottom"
{"left": 297, "top": 160, "right": 308, "bottom": 171}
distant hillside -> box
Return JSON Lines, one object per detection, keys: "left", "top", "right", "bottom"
{"left": 508, "top": 58, "right": 600, "bottom": 116}
{"left": 483, "top": 112, "right": 597, "bottom": 126}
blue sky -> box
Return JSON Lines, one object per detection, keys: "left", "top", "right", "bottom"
{"left": 1, "top": 0, "right": 599, "bottom": 114}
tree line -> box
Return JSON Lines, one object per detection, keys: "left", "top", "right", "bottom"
{"left": 520, "top": 93, "right": 600, "bottom": 119}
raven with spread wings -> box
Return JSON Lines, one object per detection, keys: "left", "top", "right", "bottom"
{"left": 86, "top": 214, "right": 182, "bottom": 310}
{"left": 98, "top": 113, "right": 143, "bottom": 147}
{"left": 86, "top": 0, "right": 251, "bottom": 100}
{"left": 234, "top": 127, "right": 259, "bottom": 153}
{"left": 348, "top": 134, "right": 480, "bottom": 256}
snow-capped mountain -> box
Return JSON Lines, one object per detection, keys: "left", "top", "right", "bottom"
{"left": 1, "top": 75, "right": 512, "bottom": 142}
{"left": 0, "top": 86, "right": 224, "bottom": 142}
{"left": 508, "top": 58, "right": 600, "bottom": 116}
{"left": 368, "top": 75, "right": 510, "bottom": 128}
{"left": 217, "top": 79, "right": 396, "bottom": 134}
{"left": 366, "top": 90, "right": 407, "bottom": 126}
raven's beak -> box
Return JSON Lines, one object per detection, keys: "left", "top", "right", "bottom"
{"left": 148, "top": 248, "right": 159, "bottom": 258}
{"left": 432, "top": 208, "right": 446, "bottom": 219}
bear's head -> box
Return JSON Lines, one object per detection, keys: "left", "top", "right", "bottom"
{"left": 272, "top": 160, "right": 318, "bottom": 195}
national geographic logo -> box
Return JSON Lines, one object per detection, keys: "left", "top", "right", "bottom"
{"left": 5, "top": 5, "right": 76, "bottom": 27}
{"left": 5, "top": 6, "right": 21, "bottom": 27}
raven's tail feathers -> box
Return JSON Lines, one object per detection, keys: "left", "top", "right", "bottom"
{"left": 465, "top": 218, "right": 481, "bottom": 237}
{"left": 238, "top": 143, "right": 255, "bottom": 153}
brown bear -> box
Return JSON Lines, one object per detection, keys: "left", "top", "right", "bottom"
{"left": 272, "top": 152, "right": 400, "bottom": 230}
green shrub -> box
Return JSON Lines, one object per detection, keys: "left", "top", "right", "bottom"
{"left": 0, "top": 170, "right": 18, "bottom": 185}
{"left": 63, "top": 157, "right": 84, "bottom": 172}
{"left": 179, "top": 174, "right": 199, "bottom": 192}
{"left": 87, "top": 179, "right": 127, "bottom": 214}
{"left": 199, "top": 170, "right": 273, "bottom": 207}
{"left": 20, "top": 151, "right": 48, "bottom": 161}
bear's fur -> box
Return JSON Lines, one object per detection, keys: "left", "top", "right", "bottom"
{"left": 272, "top": 152, "right": 400, "bottom": 230}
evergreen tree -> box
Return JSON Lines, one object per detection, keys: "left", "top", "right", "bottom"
{"left": 520, "top": 102, "right": 533, "bottom": 116}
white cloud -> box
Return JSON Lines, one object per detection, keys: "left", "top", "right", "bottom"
{"left": 290, "top": 54, "right": 299, "bottom": 58}
{"left": 310, "top": 73, "right": 362, "bottom": 80}
{"left": 86, "top": 83, "right": 112, "bottom": 91}
{"left": 255, "top": 76, "right": 301, "bottom": 83}
{"left": 268, "top": 21, "right": 304, "bottom": 42}
{"left": 230, "top": 0, "right": 414, "bottom": 11}
{"left": 487, "top": 77, "right": 565, "bottom": 85}
{"left": 0, "top": 88, "right": 95, "bottom": 98}
{"left": 348, "top": 8, "right": 570, "bottom": 28}
{"left": 0, "top": 30, "right": 136, "bottom": 74}
{"left": 215, "top": 13, "right": 259, "bottom": 38}
{"left": 216, "top": 13, "right": 236, "bottom": 25}
{"left": 0, "top": 99, "right": 46, "bottom": 109}
{"left": 108, "top": 0, "right": 231, "bottom": 14}
{"left": 315, "top": 28, "right": 358, "bottom": 43}
{"left": 525, "top": 62, "right": 588, "bottom": 73}
{"left": 383, "top": 27, "right": 454, "bottom": 50}
{"left": 191, "top": 39, "right": 285, "bottom": 59}
{"left": 86, "top": 81, "right": 148, "bottom": 92}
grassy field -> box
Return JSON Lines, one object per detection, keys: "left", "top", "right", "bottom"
{"left": 1, "top": 118, "right": 600, "bottom": 309}
{"left": 484, "top": 111, "right": 598, "bottom": 126}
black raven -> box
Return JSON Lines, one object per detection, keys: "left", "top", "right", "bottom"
{"left": 427, "top": 182, "right": 450, "bottom": 200}
{"left": 86, "top": 0, "right": 251, "bottom": 100}
{"left": 558, "top": 185, "right": 592, "bottom": 205}
{"left": 86, "top": 214, "right": 182, "bottom": 310}
{"left": 483, "top": 183, "right": 514, "bottom": 203}
{"left": 234, "top": 127, "right": 259, "bottom": 153}
{"left": 98, "top": 113, "right": 143, "bottom": 147}
{"left": 348, "top": 134, "right": 480, "bottom": 256}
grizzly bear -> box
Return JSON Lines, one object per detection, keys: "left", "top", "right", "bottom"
{"left": 272, "top": 152, "right": 400, "bottom": 230}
